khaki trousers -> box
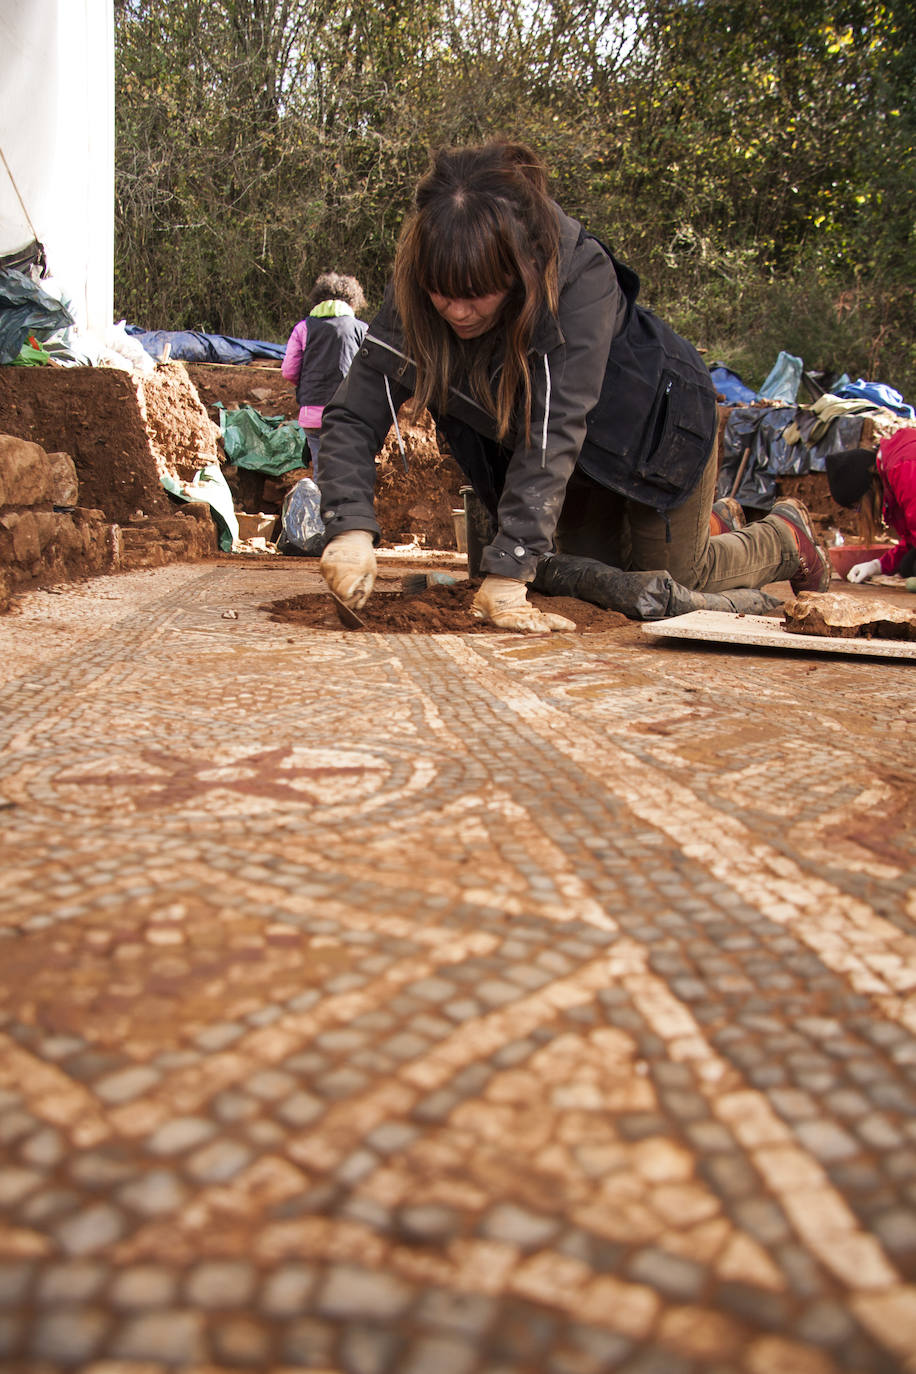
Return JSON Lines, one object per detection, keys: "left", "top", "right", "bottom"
{"left": 556, "top": 450, "right": 798, "bottom": 592}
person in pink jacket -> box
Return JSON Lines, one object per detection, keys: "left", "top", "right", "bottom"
{"left": 281, "top": 272, "right": 368, "bottom": 465}
{"left": 826, "top": 428, "right": 916, "bottom": 582}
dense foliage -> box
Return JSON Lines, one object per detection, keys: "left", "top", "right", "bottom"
{"left": 115, "top": 0, "right": 915, "bottom": 395}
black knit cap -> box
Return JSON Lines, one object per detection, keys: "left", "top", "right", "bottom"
{"left": 825, "top": 448, "right": 877, "bottom": 507}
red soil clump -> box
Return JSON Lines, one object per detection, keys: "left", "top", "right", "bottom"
{"left": 264, "top": 579, "right": 631, "bottom": 635}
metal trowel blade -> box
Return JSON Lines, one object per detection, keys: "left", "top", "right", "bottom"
{"left": 329, "top": 591, "right": 366, "bottom": 629}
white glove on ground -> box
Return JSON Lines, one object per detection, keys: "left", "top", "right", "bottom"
{"left": 319, "top": 529, "right": 377, "bottom": 609}
{"left": 471, "top": 576, "right": 576, "bottom": 634}
{"left": 846, "top": 558, "right": 881, "bottom": 584}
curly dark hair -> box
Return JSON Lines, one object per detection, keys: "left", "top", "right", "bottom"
{"left": 308, "top": 272, "right": 367, "bottom": 314}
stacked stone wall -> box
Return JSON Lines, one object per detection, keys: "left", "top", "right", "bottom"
{"left": 0, "top": 432, "right": 218, "bottom": 611}
{"left": 0, "top": 434, "right": 119, "bottom": 610}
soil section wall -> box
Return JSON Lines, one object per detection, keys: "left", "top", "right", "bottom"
{"left": 0, "top": 364, "right": 221, "bottom": 524}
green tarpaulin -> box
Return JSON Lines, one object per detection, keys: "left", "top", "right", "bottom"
{"left": 219, "top": 404, "right": 306, "bottom": 476}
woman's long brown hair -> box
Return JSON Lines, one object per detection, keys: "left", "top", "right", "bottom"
{"left": 392, "top": 141, "right": 560, "bottom": 444}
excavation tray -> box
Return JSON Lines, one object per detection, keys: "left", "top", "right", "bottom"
{"left": 643, "top": 610, "right": 916, "bottom": 660}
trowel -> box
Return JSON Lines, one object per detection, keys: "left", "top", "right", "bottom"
{"left": 329, "top": 591, "right": 366, "bottom": 629}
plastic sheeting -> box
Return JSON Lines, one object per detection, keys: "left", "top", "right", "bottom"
{"left": 709, "top": 362, "right": 757, "bottom": 405}
{"left": 160, "top": 465, "right": 239, "bottom": 552}
{"left": 757, "top": 350, "right": 803, "bottom": 404}
{"left": 127, "top": 327, "right": 285, "bottom": 364}
{"left": 715, "top": 404, "right": 871, "bottom": 509}
{"left": 832, "top": 378, "right": 915, "bottom": 420}
{"left": 0, "top": 267, "right": 74, "bottom": 363}
{"left": 278, "top": 477, "right": 325, "bottom": 556}
{"left": 219, "top": 405, "right": 307, "bottom": 475}
{"left": 0, "top": 2, "right": 114, "bottom": 332}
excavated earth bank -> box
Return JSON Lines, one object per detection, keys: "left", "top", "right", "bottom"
{"left": 0, "top": 364, "right": 219, "bottom": 523}
{"left": 0, "top": 360, "right": 882, "bottom": 619}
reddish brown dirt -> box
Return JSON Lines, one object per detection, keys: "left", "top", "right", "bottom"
{"left": 773, "top": 472, "right": 860, "bottom": 541}
{"left": 0, "top": 367, "right": 174, "bottom": 522}
{"left": 186, "top": 362, "right": 299, "bottom": 422}
{"left": 0, "top": 358, "right": 864, "bottom": 560}
{"left": 374, "top": 409, "right": 466, "bottom": 548}
{"left": 264, "top": 580, "right": 631, "bottom": 634}
{"left": 0, "top": 364, "right": 220, "bottom": 524}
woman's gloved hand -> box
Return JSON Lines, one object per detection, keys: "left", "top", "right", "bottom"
{"left": 319, "top": 529, "right": 377, "bottom": 608}
{"left": 471, "top": 576, "right": 576, "bottom": 633}
{"left": 846, "top": 558, "right": 882, "bottom": 584}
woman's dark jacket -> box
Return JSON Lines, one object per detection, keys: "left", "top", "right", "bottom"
{"left": 317, "top": 206, "right": 717, "bottom": 582}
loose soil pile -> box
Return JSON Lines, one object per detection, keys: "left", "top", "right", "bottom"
{"left": 265, "top": 579, "right": 632, "bottom": 634}
{"left": 374, "top": 409, "right": 465, "bottom": 547}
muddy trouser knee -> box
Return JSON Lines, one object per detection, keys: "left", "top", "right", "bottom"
{"left": 533, "top": 554, "right": 783, "bottom": 620}
{"left": 542, "top": 449, "right": 792, "bottom": 617}
{"left": 626, "top": 448, "right": 799, "bottom": 592}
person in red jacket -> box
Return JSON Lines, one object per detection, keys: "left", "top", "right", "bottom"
{"left": 826, "top": 428, "right": 916, "bottom": 582}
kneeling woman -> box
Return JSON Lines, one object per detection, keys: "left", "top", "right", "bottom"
{"left": 318, "top": 141, "right": 828, "bottom": 632}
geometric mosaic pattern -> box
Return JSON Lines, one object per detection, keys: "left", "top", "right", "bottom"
{"left": 0, "top": 560, "right": 915, "bottom": 1372}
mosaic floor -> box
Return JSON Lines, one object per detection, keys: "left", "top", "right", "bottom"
{"left": 0, "top": 560, "right": 914, "bottom": 1373}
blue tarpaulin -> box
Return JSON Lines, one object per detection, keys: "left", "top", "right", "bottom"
{"left": 709, "top": 362, "right": 757, "bottom": 405}
{"left": 716, "top": 405, "right": 874, "bottom": 509}
{"left": 126, "top": 326, "right": 285, "bottom": 364}
{"left": 832, "top": 378, "right": 915, "bottom": 420}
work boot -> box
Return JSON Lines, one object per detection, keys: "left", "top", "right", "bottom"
{"left": 709, "top": 497, "right": 746, "bottom": 536}
{"left": 770, "top": 498, "right": 831, "bottom": 593}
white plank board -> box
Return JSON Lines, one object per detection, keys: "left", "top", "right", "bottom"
{"left": 642, "top": 610, "right": 916, "bottom": 660}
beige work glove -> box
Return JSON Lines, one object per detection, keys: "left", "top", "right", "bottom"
{"left": 471, "top": 575, "right": 576, "bottom": 634}
{"left": 846, "top": 558, "right": 881, "bottom": 584}
{"left": 319, "top": 529, "right": 377, "bottom": 609}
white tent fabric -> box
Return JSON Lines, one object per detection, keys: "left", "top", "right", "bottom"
{"left": 0, "top": 0, "right": 114, "bottom": 333}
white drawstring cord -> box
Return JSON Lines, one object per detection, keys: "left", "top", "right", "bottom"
{"left": 541, "top": 355, "right": 551, "bottom": 467}
{"left": 384, "top": 375, "right": 408, "bottom": 472}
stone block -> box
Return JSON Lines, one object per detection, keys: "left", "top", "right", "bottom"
{"left": 0, "top": 506, "right": 121, "bottom": 610}
{"left": 0, "top": 435, "right": 53, "bottom": 508}
{"left": 46, "top": 452, "right": 79, "bottom": 507}
{"left": 118, "top": 506, "right": 217, "bottom": 571}
{"left": 0, "top": 512, "right": 41, "bottom": 565}
{"left": 34, "top": 512, "right": 64, "bottom": 553}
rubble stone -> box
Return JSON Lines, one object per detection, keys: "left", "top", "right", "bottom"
{"left": 0, "top": 434, "right": 53, "bottom": 506}
{"left": 46, "top": 450, "right": 79, "bottom": 506}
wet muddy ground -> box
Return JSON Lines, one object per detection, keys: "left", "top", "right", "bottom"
{"left": 264, "top": 578, "right": 633, "bottom": 635}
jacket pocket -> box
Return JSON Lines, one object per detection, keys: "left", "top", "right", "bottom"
{"left": 635, "top": 370, "right": 713, "bottom": 493}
